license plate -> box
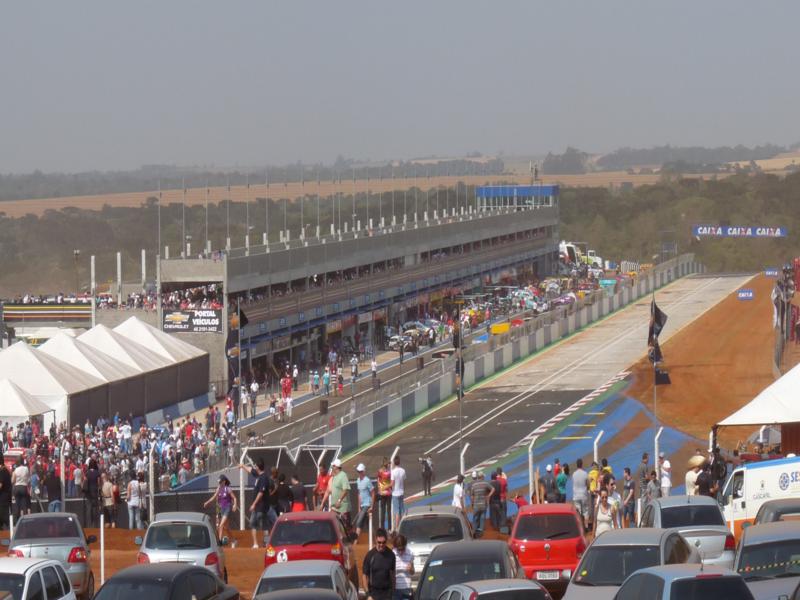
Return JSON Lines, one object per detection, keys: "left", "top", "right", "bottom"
{"left": 536, "top": 571, "right": 559, "bottom": 581}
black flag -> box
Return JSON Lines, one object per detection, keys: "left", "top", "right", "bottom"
{"left": 655, "top": 368, "right": 671, "bottom": 385}
{"left": 648, "top": 339, "right": 663, "bottom": 364}
{"left": 648, "top": 299, "right": 668, "bottom": 346}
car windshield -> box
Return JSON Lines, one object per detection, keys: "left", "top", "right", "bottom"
{"left": 256, "top": 576, "right": 332, "bottom": 595}
{"left": 479, "top": 591, "right": 548, "bottom": 600}
{"left": 399, "top": 516, "right": 464, "bottom": 543}
{"left": 670, "top": 577, "right": 751, "bottom": 600}
{"left": 270, "top": 520, "right": 337, "bottom": 546}
{"left": 145, "top": 524, "right": 212, "bottom": 550}
{"left": 15, "top": 517, "right": 80, "bottom": 539}
{"left": 0, "top": 574, "right": 25, "bottom": 600}
{"left": 514, "top": 514, "right": 580, "bottom": 540}
{"left": 573, "top": 545, "right": 660, "bottom": 586}
{"left": 737, "top": 539, "right": 800, "bottom": 580}
{"left": 94, "top": 580, "right": 171, "bottom": 600}
{"left": 661, "top": 506, "right": 725, "bottom": 528}
{"left": 418, "top": 557, "right": 505, "bottom": 600}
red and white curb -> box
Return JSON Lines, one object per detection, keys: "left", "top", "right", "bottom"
{"left": 407, "top": 370, "right": 630, "bottom": 501}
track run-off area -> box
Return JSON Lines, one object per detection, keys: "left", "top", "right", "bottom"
{"left": 338, "top": 274, "right": 756, "bottom": 505}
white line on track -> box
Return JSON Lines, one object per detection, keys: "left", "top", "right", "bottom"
{"left": 425, "top": 276, "right": 724, "bottom": 455}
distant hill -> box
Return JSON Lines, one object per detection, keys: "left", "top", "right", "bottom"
{"left": 595, "top": 144, "right": 786, "bottom": 170}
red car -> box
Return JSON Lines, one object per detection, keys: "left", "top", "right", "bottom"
{"left": 264, "top": 511, "right": 357, "bottom": 584}
{"left": 508, "top": 504, "right": 587, "bottom": 596}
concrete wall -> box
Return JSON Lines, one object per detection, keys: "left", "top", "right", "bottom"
{"left": 316, "top": 254, "right": 702, "bottom": 454}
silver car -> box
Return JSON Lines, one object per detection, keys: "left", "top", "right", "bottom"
{"left": 562, "top": 528, "right": 700, "bottom": 600}
{"left": 438, "top": 578, "right": 553, "bottom": 600}
{"left": 639, "top": 495, "right": 735, "bottom": 568}
{"left": 134, "top": 512, "right": 227, "bottom": 583}
{"left": 253, "top": 560, "right": 357, "bottom": 600}
{"left": 734, "top": 521, "right": 800, "bottom": 600}
{"left": 3, "top": 513, "right": 96, "bottom": 599}
{"left": 613, "top": 564, "right": 754, "bottom": 600}
{"left": 0, "top": 557, "right": 78, "bottom": 600}
{"left": 397, "top": 505, "right": 473, "bottom": 582}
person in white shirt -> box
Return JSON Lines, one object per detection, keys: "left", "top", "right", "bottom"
{"left": 452, "top": 474, "right": 465, "bottom": 511}
{"left": 390, "top": 456, "right": 406, "bottom": 532}
{"left": 659, "top": 452, "right": 672, "bottom": 497}
{"left": 685, "top": 464, "right": 701, "bottom": 495}
{"left": 393, "top": 534, "right": 415, "bottom": 600}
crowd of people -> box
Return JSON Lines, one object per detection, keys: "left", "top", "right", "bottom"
{"left": 0, "top": 407, "right": 243, "bottom": 530}
{"left": 161, "top": 284, "right": 223, "bottom": 310}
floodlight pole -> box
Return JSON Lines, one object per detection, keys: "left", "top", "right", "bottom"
{"left": 527, "top": 435, "right": 540, "bottom": 503}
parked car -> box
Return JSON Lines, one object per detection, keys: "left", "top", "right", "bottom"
{"left": 612, "top": 564, "right": 754, "bottom": 600}
{"left": 255, "top": 590, "right": 341, "bottom": 600}
{"left": 264, "top": 511, "right": 357, "bottom": 587}
{"left": 562, "top": 528, "right": 699, "bottom": 600}
{"left": 415, "top": 540, "right": 526, "bottom": 600}
{"left": 397, "top": 505, "right": 473, "bottom": 584}
{"left": 93, "top": 564, "right": 238, "bottom": 600}
{"left": 3, "top": 513, "right": 96, "bottom": 600}
{"left": 134, "top": 512, "right": 227, "bottom": 583}
{"left": 438, "top": 579, "right": 552, "bottom": 600}
{"left": 0, "top": 557, "right": 77, "bottom": 600}
{"left": 508, "top": 503, "right": 587, "bottom": 597}
{"left": 638, "top": 495, "right": 735, "bottom": 568}
{"left": 734, "top": 521, "right": 800, "bottom": 600}
{"left": 253, "top": 560, "right": 356, "bottom": 600}
{"left": 753, "top": 498, "right": 800, "bottom": 525}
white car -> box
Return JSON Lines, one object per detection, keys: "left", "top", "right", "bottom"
{"left": 0, "top": 557, "right": 77, "bottom": 600}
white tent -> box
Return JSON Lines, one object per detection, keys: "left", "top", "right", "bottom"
{"left": 78, "top": 324, "right": 173, "bottom": 372}
{"left": 113, "top": 316, "right": 206, "bottom": 362}
{"left": 39, "top": 332, "right": 140, "bottom": 382}
{"left": 0, "top": 378, "right": 53, "bottom": 421}
{"left": 0, "top": 342, "right": 105, "bottom": 422}
{"left": 718, "top": 361, "right": 800, "bottom": 427}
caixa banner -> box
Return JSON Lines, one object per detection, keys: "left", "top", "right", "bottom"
{"left": 693, "top": 225, "right": 787, "bottom": 238}
{"left": 163, "top": 309, "right": 223, "bottom": 333}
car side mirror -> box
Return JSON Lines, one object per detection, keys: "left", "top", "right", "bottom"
{"left": 87, "top": 535, "right": 97, "bottom": 544}
{"left": 0, "top": 539, "right": 9, "bottom": 547}
{"left": 134, "top": 536, "right": 143, "bottom": 545}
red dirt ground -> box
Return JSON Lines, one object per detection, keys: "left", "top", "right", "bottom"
{"left": 628, "top": 274, "right": 777, "bottom": 450}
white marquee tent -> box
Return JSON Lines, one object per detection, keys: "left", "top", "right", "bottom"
{"left": 0, "top": 378, "right": 53, "bottom": 423}
{"left": 717, "top": 361, "right": 800, "bottom": 427}
{"left": 114, "top": 316, "right": 206, "bottom": 363}
{"left": 78, "top": 324, "right": 173, "bottom": 372}
{"left": 40, "top": 332, "right": 140, "bottom": 382}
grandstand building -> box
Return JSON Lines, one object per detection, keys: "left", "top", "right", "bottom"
{"left": 159, "top": 186, "right": 560, "bottom": 391}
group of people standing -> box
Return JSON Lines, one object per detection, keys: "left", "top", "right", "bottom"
{"left": 450, "top": 468, "right": 509, "bottom": 536}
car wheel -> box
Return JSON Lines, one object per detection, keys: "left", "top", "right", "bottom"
{"left": 223, "top": 568, "right": 228, "bottom": 584}
{"left": 82, "top": 572, "right": 95, "bottom": 600}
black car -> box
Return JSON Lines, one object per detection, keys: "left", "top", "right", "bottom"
{"left": 416, "top": 540, "right": 526, "bottom": 600}
{"left": 93, "top": 564, "right": 238, "bottom": 600}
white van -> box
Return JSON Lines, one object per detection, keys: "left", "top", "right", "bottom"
{"left": 721, "top": 456, "right": 800, "bottom": 538}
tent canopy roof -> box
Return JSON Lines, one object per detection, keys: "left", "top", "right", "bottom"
{"left": 718, "top": 361, "right": 800, "bottom": 427}
{"left": 78, "top": 325, "right": 173, "bottom": 372}
{"left": 0, "top": 342, "right": 105, "bottom": 396}
{"left": 113, "top": 316, "right": 207, "bottom": 363}
{"left": 39, "top": 332, "right": 140, "bottom": 382}
{"left": 0, "top": 379, "right": 53, "bottom": 417}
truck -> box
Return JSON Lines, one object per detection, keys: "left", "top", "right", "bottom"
{"left": 721, "top": 455, "right": 800, "bottom": 538}
{"left": 559, "top": 240, "right": 603, "bottom": 268}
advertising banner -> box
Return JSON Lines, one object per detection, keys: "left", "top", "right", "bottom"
{"left": 737, "top": 289, "right": 755, "bottom": 301}
{"left": 693, "top": 225, "right": 787, "bottom": 238}
{"left": 163, "top": 309, "right": 223, "bottom": 333}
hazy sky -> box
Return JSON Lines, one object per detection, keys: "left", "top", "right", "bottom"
{"left": 2, "top": 1, "right": 798, "bottom": 173}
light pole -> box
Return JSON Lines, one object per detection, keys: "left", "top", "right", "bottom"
{"left": 72, "top": 250, "right": 80, "bottom": 295}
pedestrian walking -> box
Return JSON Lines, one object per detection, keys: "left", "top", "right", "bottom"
{"left": 540, "top": 464, "right": 558, "bottom": 503}
{"left": 239, "top": 459, "right": 270, "bottom": 548}
{"left": 126, "top": 471, "right": 147, "bottom": 529}
{"left": 362, "top": 528, "right": 395, "bottom": 600}
{"left": 376, "top": 459, "right": 392, "bottom": 530}
{"left": 292, "top": 365, "right": 299, "bottom": 391}
{"left": 322, "top": 459, "right": 351, "bottom": 530}
{"left": 323, "top": 368, "right": 331, "bottom": 396}
{"left": 43, "top": 467, "right": 62, "bottom": 513}
{"left": 593, "top": 489, "right": 617, "bottom": 537}
{"left": 290, "top": 474, "right": 308, "bottom": 512}
{"left": 469, "top": 472, "right": 494, "bottom": 537}
{"left": 314, "top": 464, "right": 332, "bottom": 510}
{"left": 11, "top": 456, "right": 31, "bottom": 520}
{"left": 572, "top": 458, "right": 590, "bottom": 531}
{"left": 556, "top": 463, "right": 569, "bottom": 503}
{"left": 203, "top": 474, "right": 238, "bottom": 546}
{"left": 421, "top": 456, "right": 433, "bottom": 496}
{"left": 452, "top": 474, "right": 465, "bottom": 511}
{"left": 489, "top": 473, "right": 503, "bottom": 531}
{"left": 644, "top": 471, "right": 660, "bottom": 509}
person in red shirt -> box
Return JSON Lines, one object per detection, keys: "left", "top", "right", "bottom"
{"left": 553, "top": 458, "right": 561, "bottom": 477}
{"left": 314, "top": 465, "right": 331, "bottom": 509}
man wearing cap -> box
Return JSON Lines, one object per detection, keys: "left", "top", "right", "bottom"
{"left": 322, "top": 459, "right": 352, "bottom": 529}
{"left": 540, "top": 464, "right": 559, "bottom": 504}
{"left": 469, "top": 472, "right": 494, "bottom": 537}
{"left": 354, "top": 463, "right": 374, "bottom": 539}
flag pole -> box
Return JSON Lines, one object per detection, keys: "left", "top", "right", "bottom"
{"left": 652, "top": 287, "right": 657, "bottom": 423}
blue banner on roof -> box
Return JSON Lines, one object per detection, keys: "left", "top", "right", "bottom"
{"left": 692, "top": 225, "right": 787, "bottom": 238}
